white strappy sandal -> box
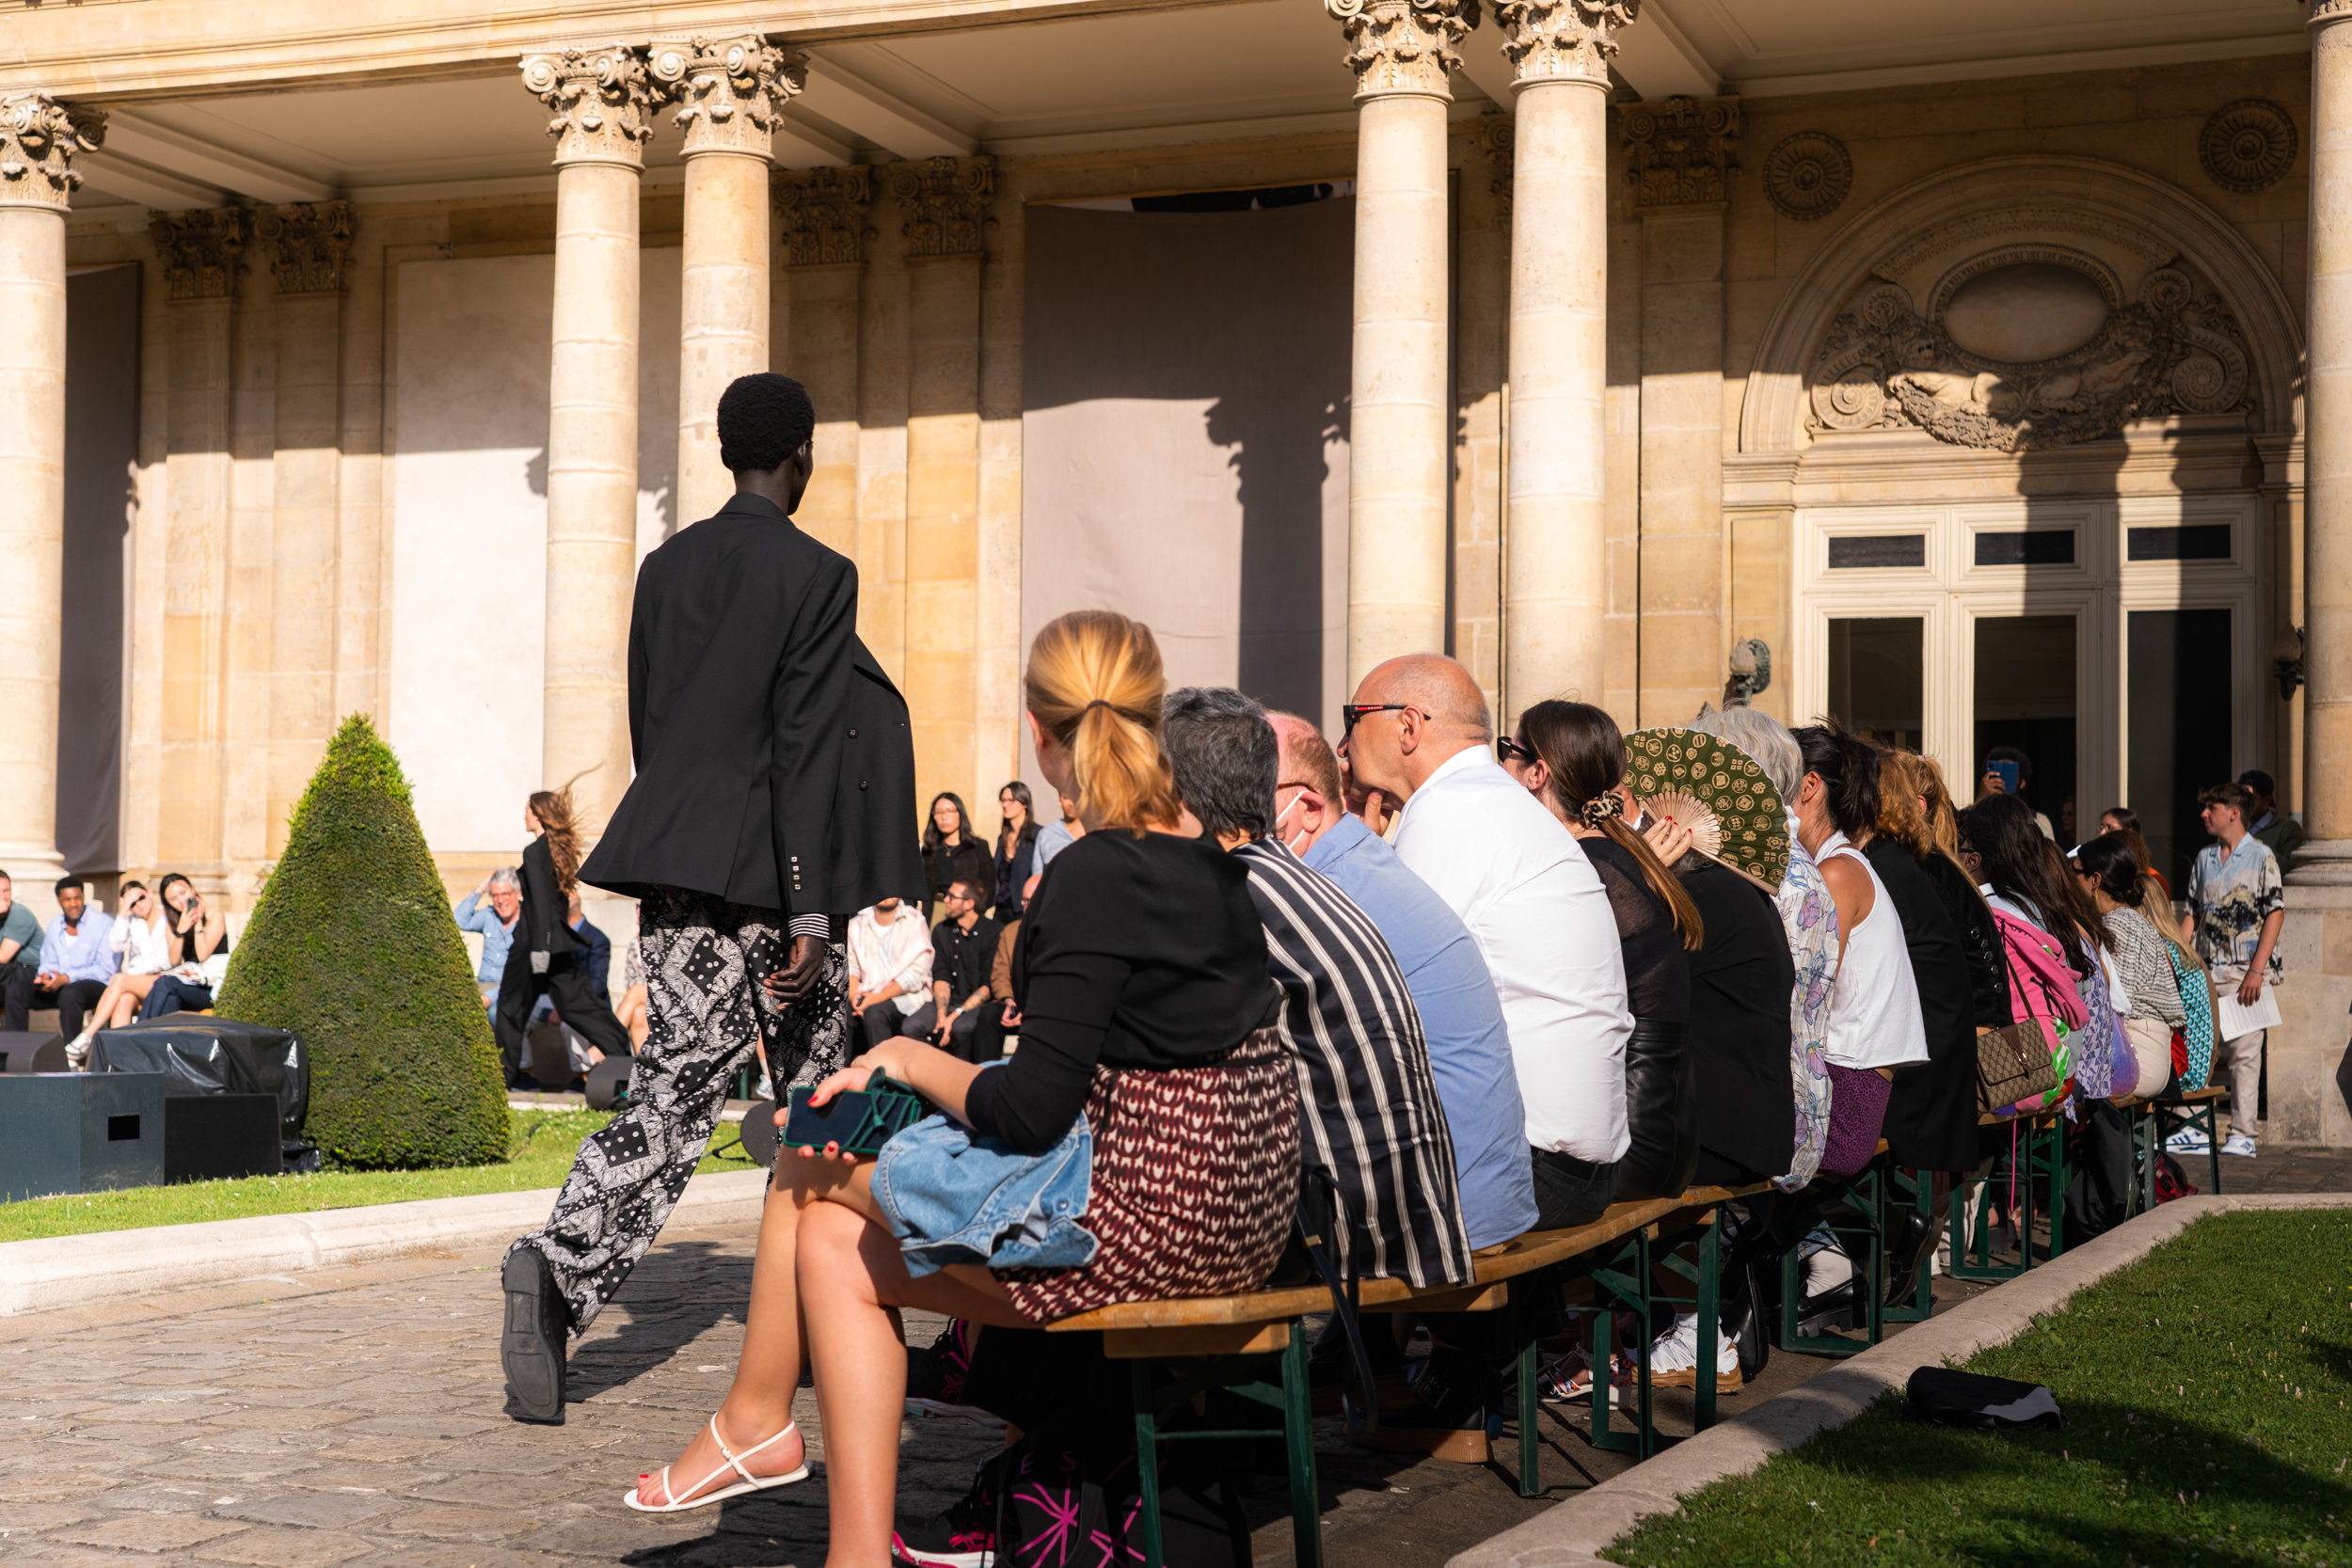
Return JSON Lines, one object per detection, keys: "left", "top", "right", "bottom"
{"left": 623, "top": 1416, "right": 809, "bottom": 1513}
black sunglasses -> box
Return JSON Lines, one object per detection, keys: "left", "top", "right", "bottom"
{"left": 1341, "top": 702, "right": 1427, "bottom": 738}
{"left": 1497, "top": 736, "right": 1536, "bottom": 766}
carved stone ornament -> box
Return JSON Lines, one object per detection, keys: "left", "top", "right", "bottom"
{"left": 1806, "top": 258, "right": 2255, "bottom": 451}
{"left": 888, "top": 156, "right": 995, "bottom": 260}
{"left": 774, "top": 165, "right": 875, "bottom": 267}
{"left": 2315, "top": 1, "right": 2352, "bottom": 24}
{"left": 649, "top": 35, "right": 807, "bottom": 157}
{"left": 0, "top": 92, "right": 104, "bottom": 210}
{"left": 1493, "top": 0, "right": 1639, "bottom": 89}
{"left": 1761, "top": 131, "right": 1851, "bottom": 221}
{"left": 1327, "top": 0, "right": 1471, "bottom": 101}
{"left": 1472, "top": 112, "right": 1514, "bottom": 221}
{"left": 255, "top": 201, "right": 355, "bottom": 294}
{"left": 1622, "top": 96, "right": 1738, "bottom": 208}
{"left": 519, "top": 43, "right": 657, "bottom": 167}
{"left": 150, "top": 207, "right": 254, "bottom": 302}
{"left": 2198, "top": 99, "right": 2296, "bottom": 194}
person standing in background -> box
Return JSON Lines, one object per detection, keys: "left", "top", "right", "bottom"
{"left": 991, "top": 783, "right": 1040, "bottom": 921}
{"left": 920, "top": 794, "right": 993, "bottom": 921}
{"left": 1979, "top": 745, "right": 2055, "bottom": 840}
{"left": 2184, "top": 781, "right": 2282, "bottom": 1159}
{"left": 1034, "top": 791, "right": 1084, "bottom": 869}
{"left": 2239, "top": 769, "right": 2302, "bottom": 874}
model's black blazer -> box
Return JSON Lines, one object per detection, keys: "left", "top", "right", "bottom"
{"left": 580, "top": 493, "right": 923, "bottom": 916}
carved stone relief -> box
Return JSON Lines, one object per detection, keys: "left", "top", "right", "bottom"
{"left": 1493, "top": 0, "right": 1640, "bottom": 89}
{"left": 1621, "top": 96, "right": 1738, "bottom": 209}
{"left": 256, "top": 200, "right": 355, "bottom": 293}
{"left": 1807, "top": 255, "right": 2254, "bottom": 451}
{"left": 1471, "top": 112, "right": 1514, "bottom": 222}
{"left": 650, "top": 35, "right": 806, "bottom": 157}
{"left": 0, "top": 92, "right": 103, "bottom": 209}
{"left": 889, "top": 157, "right": 994, "bottom": 260}
{"left": 518, "top": 43, "right": 657, "bottom": 167}
{"left": 150, "top": 207, "right": 253, "bottom": 302}
{"left": 1761, "top": 131, "right": 1850, "bottom": 221}
{"left": 2197, "top": 99, "right": 2296, "bottom": 194}
{"left": 774, "top": 165, "right": 875, "bottom": 267}
{"left": 1326, "top": 0, "right": 1470, "bottom": 99}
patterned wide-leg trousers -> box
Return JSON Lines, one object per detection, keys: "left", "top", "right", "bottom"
{"left": 512, "top": 886, "right": 851, "bottom": 1333}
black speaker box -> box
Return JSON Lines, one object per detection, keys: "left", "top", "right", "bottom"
{"left": 164, "top": 1094, "right": 282, "bottom": 1184}
{"left": 0, "top": 1032, "right": 65, "bottom": 1073}
{"left": 0, "top": 1072, "right": 167, "bottom": 1198}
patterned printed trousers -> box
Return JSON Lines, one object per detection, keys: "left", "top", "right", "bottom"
{"left": 512, "top": 886, "right": 851, "bottom": 1333}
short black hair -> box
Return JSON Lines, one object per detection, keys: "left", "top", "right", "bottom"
{"left": 1163, "top": 687, "right": 1277, "bottom": 843}
{"left": 716, "top": 372, "right": 816, "bottom": 474}
{"left": 2239, "top": 768, "right": 2276, "bottom": 798}
{"left": 1985, "top": 744, "right": 2033, "bottom": 787}
{"left": 55, "top": 875, "right": 83, "bottom": 896}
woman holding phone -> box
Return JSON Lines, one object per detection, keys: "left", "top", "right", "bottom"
{"left": 624, "top": 610, "right": 1297, "bottom": 1529}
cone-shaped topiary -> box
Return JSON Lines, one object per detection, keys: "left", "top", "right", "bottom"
{"left": 215, "top": 715, "right": 509, "bottom": 1168}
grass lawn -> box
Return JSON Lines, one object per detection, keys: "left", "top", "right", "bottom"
{"left": 0, "top": 1107, "right": 762, "bottom": 1243}
{"left": 1607, "top": 1210, "right": 2352, "bottom": 1568}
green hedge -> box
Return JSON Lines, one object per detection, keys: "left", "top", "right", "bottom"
{"left": 215, "top": 715, "right": 509, "bottom": 1169}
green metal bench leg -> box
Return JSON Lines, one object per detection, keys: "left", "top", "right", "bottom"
{"left": 2206, "top": 1101, "right": 2222, "bottom": 1196}
{"left": 1515, "top": 1288, "right": 1542, "bottom": 1497}
{"left": 1589, "top": 1298, "right": 1621, "bottom": 1449}
{"left": 1281, "top": 1326, "right": 1320, "bottom": 1568}
{"left": 1131, "top": 1361, "right": 1166, "bottom": 1568}
{"left": 2044, "top": 1115, "right": 2067, "bottom": 1259}
{"left": 1693, "top": 1208, "right": 1721, "bottom": 1432}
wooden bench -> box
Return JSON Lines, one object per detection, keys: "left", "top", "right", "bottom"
{"left": 1044, "top": 1185, "right": 1764, "bottom": 1566}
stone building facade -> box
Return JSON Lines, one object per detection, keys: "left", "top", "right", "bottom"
{"left": 3, "top": 1, "right": 2349, "bottom": 1142}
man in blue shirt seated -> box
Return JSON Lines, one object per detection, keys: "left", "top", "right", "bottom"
{"left": 5, "top": 875, "right": 116, "bottom": 1037}
{"left": 455, "top": 869, "right": 522, "bottom": 1009}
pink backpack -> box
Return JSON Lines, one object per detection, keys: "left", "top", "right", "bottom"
{"left": 1993, "top": 911, "right": 2084, "bottom": 1115}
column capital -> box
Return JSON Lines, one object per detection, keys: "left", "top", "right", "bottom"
{"left": 520, "top": 43, "right": 657, "bottom": 169}
{"left": 1621, "top": 94, "right": 1739, "bottom": 209}
{"left": 775, "top": 165, "right": 875, "bottom": 266}
{"left": 2315, "top": 1, "right": 2352, "bottom": 29}
{"left": 0, "top": 92, "right": 104, "bottom": 211}
{"left": 1496, "top": 0, "right": 1639, "bottom": 89}
{"left": 149, "top": 207, "right": 253, "bottom": 302}
{"left": 889, "top": 156, "right": 995, "bottom": 260}
{"left": 1326, "top": 0, "right": 1467, "bottom": 102}
{"left": 650, "top": 35, "right": 807, "bottom": 159}
{"left": 255, "top": 200, "right": 355, "bottom": 294}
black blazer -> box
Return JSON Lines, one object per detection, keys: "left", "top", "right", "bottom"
{"left": 1867, "top": 838, "right": 1983, "bottom": 1174}
{"left": 580, "top": 494, "right": 923, "bottom": 916}
{"left": 518, "top": 836, "right": 577, "bottom": 960}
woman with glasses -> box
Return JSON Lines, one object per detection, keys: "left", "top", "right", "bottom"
{"left": 990, "top": 782, "right": 1039, "bottom": 920}
{"left": 920, "top": 793, "right": 993, "bottom": 921}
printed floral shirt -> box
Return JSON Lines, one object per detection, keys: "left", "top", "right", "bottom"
{"left": 1772, "top": 830, "right": 1838, "bottom": 1192}
{"left": 2187, "top": 834, "right": 2285, "bottom": 986}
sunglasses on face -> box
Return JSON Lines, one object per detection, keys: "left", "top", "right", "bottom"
{"left": 1341, "top": 703, "right": 1426, "bottom": 738}
{"left": 1496, "top": 736, "right": 1536, "bottom": 766}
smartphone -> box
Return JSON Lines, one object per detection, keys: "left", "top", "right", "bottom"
{"left": 1986, "top": 759, "right": 2020, "bottom": 795}
{"left": 781, "top": 1085, "right": 875, "bottom": 1151}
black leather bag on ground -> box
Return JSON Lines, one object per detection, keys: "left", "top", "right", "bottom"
{"left": 1615, "top": 1019, "right": 1699, "bottom": 1200}
{"left": 1905, "top": 1367, "right": 2063, "bottom": 1430}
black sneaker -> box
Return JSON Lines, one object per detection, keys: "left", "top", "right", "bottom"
{"left": 1344, "top": 1347, "right": 1488, "bottom": 1463}
{"left": 501, "top": 1247, "right": 568, "bottom": 1424}
{"left": 905, "top": 1319, "right": 1004, "bottom": 1428}
{"left": 894, "top": 1462, "right": 996, "bottom": 1568}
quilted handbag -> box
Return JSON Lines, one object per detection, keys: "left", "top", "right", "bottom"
{"left": 2167, "top": 943, "right": 2215, "bottom": 1092}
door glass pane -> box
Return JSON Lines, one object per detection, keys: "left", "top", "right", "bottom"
{"left": 1828, "top": 618, "right": 1923, "bottom": 752}
{"left": 1974, "top": 614, "right": 2077, "bottom": 843}
{"left": 2127, "top": 609, "right": 2233, "bottom": 895}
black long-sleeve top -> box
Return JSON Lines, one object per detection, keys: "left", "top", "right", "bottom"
{"left": 1580, "top": 835, "right": 1691, "bottom": 1024}
{"left": 1918, "top": 848, "right": 2013, "bottom": 1028}
{"left": 961, "top": 829, "right": 1281, "bottom": 1153}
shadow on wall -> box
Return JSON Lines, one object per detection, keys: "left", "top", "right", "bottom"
{"left": 1020, "top": 194, "right": 1353, "bottom": 726}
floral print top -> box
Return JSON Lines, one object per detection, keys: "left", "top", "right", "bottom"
{"left": 2187, "top": 834, "right": 2284, "bottom": 987}
{"left": 1772, "top": 829, "right": 1838, "bottom": 1192}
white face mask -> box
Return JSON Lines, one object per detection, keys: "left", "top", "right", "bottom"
{"left": 1275, "top": 787, "right": 1311, "bottom": 855}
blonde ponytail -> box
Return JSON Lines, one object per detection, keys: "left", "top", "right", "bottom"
{"left": 1024, "top": 610, "right": 1183, "bottom": 836}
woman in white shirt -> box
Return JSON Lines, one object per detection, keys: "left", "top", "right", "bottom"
{"left": 65, "top": 879, "right": 170, "bottom": 1060}
{"left": 1789, "top": 726, "right": 1929, "bottom": 1178}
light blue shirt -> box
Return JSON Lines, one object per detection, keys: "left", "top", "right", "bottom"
{"left": 454, "top": 892, "right": 518, "bottom": 986}
{"left": 1305, "top": 812, "right": 1539, "bottom": 1249}
{"left": 42, "top": 908, "right": 116, "bottom": 985}
{"left": 1035, "top": 818, "right": 1077, "bottom": 868}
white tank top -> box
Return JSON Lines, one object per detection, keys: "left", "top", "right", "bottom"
{"left": 1817, "top": 832, "right": 1931, "bottom": 1070}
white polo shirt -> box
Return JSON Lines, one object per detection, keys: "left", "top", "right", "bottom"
{"left": 1392, "top": 745, "right": 1632, "bottom": 1164}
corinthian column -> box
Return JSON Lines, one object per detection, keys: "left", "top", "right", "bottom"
{"left": 0, "top": 92, "right": 101, "bottom": 905}
{"left": 652, "top": 36, "right": 805, "bottom": 524}
{"left": 1327, "top": 0, "right": 1466, "bottom": 688}
{"left": 521, "top": 44, "right": 653, "bottom": 838}
{"left": 1493, "top": 0, "right": 1634, "bottom": 723}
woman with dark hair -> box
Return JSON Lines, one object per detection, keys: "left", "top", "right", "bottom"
{"left": 2075, "top": 833, "right": 2183, "bottom": 1098}
{"left": 1963, "top": 793, "right": 2095, "bottom": 972}
{"left": 496, "top": 783, "right": 632, "bottom": 1089}
{"left": 991, "top": 782, "right": 1039, "bottom": 920}
{"left": 1788, "top": 724, "right": 1927, "bottom": 1179}
{"left": 1504, "top": 699, "right": 1700, "bottom": 1201}
{"left": 1862, "top": 753, "right": 1982, "bottom": 1180}
{"left": 2098, "top": 805, "right": 2172, "bottom": 903}
{"left": 921, "top": 793, "right": 993, "bottom": 920}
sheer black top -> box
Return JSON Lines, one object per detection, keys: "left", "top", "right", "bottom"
{"left": 1679, "top": 860, "right": 1796, "bottom": 1180}
{"left": 1580, "top": 835, "right": 1690, "bottom": 1025}
{"left": 1918, "top": 849, "right": 2013, "bottom": 1028}
{"left": 961, "top": 829, "right": 1280, "bottom": 1153}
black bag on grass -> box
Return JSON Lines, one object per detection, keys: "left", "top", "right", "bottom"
{"left": 1905, "top": 1368, "right": 2062, "bottom": 1430}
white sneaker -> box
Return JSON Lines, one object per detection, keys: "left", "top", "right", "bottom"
{"left": 2220, "top": 1133, "right": 2257, "bottom": 1158}
{"left": 2165, "top": 1127, "right": 2211, "bottom": 1154}
{"left": 64, "top": 1032, "right": 92, "bottom": 1069}
{"left": 1645, "top": 1312, "right": 1741, "bottom": 1390}
{"left": 755, "top": 1074, "right": 774, "bottom": 1101}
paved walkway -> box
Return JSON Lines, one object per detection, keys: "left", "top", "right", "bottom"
{"left": 1, "top": 1144, "right": 2341, "bottom": 1568}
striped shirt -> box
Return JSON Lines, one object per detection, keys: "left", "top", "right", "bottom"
{"left": 1233, "top": 839, "right": 1473, "bottom": 1288}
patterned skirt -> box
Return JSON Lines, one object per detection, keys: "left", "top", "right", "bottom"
{"left": 997, "top": 1027, "right": 1299, "bottom": 1322}
{"left": 1819, "top": 1061, "right": 1894, "bottom": 1180}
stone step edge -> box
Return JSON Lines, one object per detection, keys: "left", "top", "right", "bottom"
{"left": 1446, "top": 1192, "right": 2352, "bottom": 1568}
{"left": 0, "top": 1166, "right": 772, "bottom": 1318}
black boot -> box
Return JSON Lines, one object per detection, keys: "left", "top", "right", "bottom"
{"left": 501, "top": 1247, "right": 569, "bottom": 1424}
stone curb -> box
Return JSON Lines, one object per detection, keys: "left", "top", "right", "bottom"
{"left": 1447, "top": 1192, "right": 2352, "bottom": 1568}
{"left": 0, "top": 1166, "right": 772, "bottom": 1317}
